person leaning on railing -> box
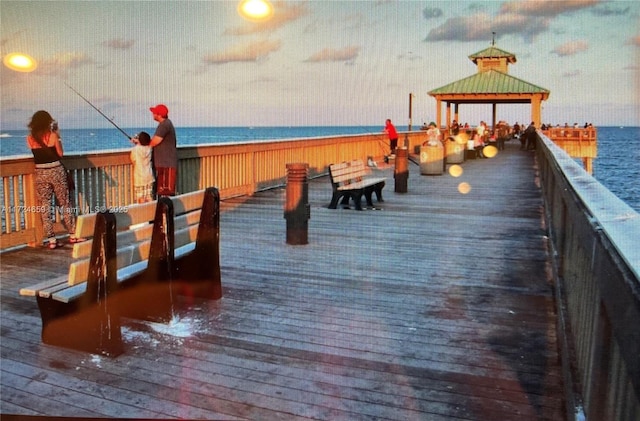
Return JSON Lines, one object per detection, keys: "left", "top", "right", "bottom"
{"left": 26, "top": 110, "right": 86, "bottom": 249}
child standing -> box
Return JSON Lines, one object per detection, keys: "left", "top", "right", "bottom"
{"left": 130, "top": 131, "right": 155, "bottom": 203}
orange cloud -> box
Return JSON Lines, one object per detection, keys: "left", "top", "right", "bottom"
{"left": 305, "top": 46, "right": 360, "bottom": 63}
{"left": 499, "top": 0, "right": 600, "bottom": 17}
{"left": 203, "top": 39, "right": 282, "bottom": 64}
{"left": 103, "top": 38, "right": 135, "bottom": 50}
{"left": 552, "top": 40, "right": 589, "bottom": 56}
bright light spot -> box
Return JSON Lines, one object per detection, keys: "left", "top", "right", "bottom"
{"left": 483, "top": 145, "right": 498, "bottom": 158}
{"left": 449, "top": 164, "right": 463, "bottom": 177}
{"left": 238, "top": 0, "right": 274, "bottom": 21}
{"left": 458, "top": 182, "right": 471, "bottom": 194}
{"left": 3, "top": 52, "right": 37, "bottom": 72}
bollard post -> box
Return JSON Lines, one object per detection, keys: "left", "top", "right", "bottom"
{"left": 394, "top": 147, "right": 408, "bottom": 193}
{"left": 284, "top": 163, "right": 310, "bottom": 245}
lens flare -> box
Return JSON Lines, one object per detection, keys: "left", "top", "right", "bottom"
{"left": 458, "top": 182, "right": 471, "bottom": 195}
{"left": 483, "top": 145, "right": 498, "bottom": 158}
{"left": 449, "top": 164, "right": 463, "bottom": 177}
{"left": 238, "top": 0, "right": 274, "bottom": 21}
{"left": 3, "top": 52, "right": 37, "bottom": 72}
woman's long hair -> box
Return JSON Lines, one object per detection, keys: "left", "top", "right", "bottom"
{"left": 28, "top": 110, "right": 53, "bottom": 144}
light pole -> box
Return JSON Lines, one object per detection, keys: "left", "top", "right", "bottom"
{"left": 405, "top": 93, "right": 414, "bottom": 149}
{"left": 408, "top": 93, "right": 414, "bottom": 131}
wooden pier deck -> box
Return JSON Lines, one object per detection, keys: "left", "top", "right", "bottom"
{"left": 0, "top": 141, "right": 565, "bottom": 420}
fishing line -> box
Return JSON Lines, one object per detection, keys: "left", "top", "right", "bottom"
{"left": 64, "top": 82, "right": 132, "bottom": 140}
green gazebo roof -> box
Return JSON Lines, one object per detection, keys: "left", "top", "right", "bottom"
{"left": 428, "top": 69, "right": 549, "bottom": 97}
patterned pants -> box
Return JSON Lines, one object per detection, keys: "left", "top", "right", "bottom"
{"left": 35, "top": 165, "right": 75, "bottom": 240}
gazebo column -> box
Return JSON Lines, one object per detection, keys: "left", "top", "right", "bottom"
{"left": 492, "top": 103, "right": 497, "bottom": 131}
{"left": 446, "top": 102, "right": 451, "bottom": 129}
{"left": 531, "top": 94, "right": 542, "bottom": 126}
{"left": 454, "top": 103, "right": 459, "bottom": 124}
{"left": 435, "top": 98, "right": 442, "bottom": 129}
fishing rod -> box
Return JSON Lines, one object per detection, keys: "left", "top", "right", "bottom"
{"left": 64, "top": 82, "right": 132, "bottom": 139}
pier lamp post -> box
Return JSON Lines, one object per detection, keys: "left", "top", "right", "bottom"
{"left": 405, "top": 93, "right": 414, "bottom": 149}
{"left": 408, "top": 93, "right": 414, "bottom": 131}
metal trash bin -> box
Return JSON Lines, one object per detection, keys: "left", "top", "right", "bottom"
{"left": 419, "top": 141, "right": 444, "bottom": 175}
{"left": 445, "top": 134, "right": 467, "bottom": 164}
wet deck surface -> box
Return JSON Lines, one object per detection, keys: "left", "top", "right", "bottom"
{"left": 1, "top": 141, "right": 565, "bottom": 420}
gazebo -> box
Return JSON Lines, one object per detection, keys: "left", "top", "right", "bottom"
{"left": 428, "top": 44, "right": 550, "bottom": 130}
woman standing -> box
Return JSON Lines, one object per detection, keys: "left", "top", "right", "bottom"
{"left": 26, "top": 110, "right": 84, "bottom": 249}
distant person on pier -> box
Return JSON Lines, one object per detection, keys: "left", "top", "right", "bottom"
{"left": 513, "top": 121, "right": 521, "bottom": 137}
{"left": 450, "top": 120, "right": 460, "bottom": 136}
{"left": 473, "top": 129, "right": 485, "bottom": 159}
{"left": 130, "top": 131, "right": 155, "bottom": 204}
{"left": 425, "top": 122, "right": 441, "bottom": 145}
{"left": 523, "top": 122, "right": 537, "bottom": 150}
{"left": 26, "top": 110, "right": 85, "bottom": 249}
{"left": 149, "top": 104, "right": 177, "bottom": 196}
{"left": 383, "top": 119, "right": 398, "bottom": 156}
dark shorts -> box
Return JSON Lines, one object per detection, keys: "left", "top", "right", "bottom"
{"left": 155, "top": 167, "right": 176, "bottom": 196}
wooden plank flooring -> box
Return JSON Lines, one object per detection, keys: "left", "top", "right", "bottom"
{"left": 0, "top": 141, "right": 565, "bottom": 420}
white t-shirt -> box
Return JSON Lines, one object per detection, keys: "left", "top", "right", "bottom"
{"left": 130, "top": 144, "right": 154, "bottom": 186}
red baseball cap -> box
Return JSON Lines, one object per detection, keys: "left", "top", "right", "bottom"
{"left": 149, "top": 104, "right": 169, "bottom": 116}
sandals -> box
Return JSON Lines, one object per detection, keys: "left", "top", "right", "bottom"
{"left": 69, "top": 237, "right": 87, "bottom": 244}
{"left": 47, "top": 240, "right": 64, "bottom": 250}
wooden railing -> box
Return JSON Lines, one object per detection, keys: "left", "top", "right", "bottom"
{"left": 542, "top": 127, "right": 597, "bottom": 173}
{"left": 0, "top": 131, "right": 426, "bottom": 250}
{"left": 536, "top": 131, "right": 639, "bottom": 421}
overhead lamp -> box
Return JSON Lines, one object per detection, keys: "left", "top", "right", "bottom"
{"left": 3, "top": 52, "right": 38, "bottom": 72}
{"left": 238, "top": 0, "right": 274, "bottom": 22}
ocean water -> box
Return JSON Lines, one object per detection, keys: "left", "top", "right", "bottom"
{"left": 1, "top": 126, "right": 638, "bottom": 212}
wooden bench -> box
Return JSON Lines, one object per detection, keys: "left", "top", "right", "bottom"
{"left": 328, "top": 160, "right": 386, "bottom": 210}
{"left": 19, "top": 187, "right": 222, "bottom": 356}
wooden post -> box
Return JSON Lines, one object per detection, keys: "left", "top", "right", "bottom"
{"left": 284, "top": 163, "right": 310, "bottom": 245}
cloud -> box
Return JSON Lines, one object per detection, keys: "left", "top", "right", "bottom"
{"left": 36, "top": 52, "right": 94, "bottom": 76}
{"left": 499, "top": 0, "right": 601, "bottom": 17}
{"left": 563, "top": 70, "right": 581, "bottom": 77}
{"left": 551, "top": 40, "right": 589, "bottom": 57}
{"left": 103, "top": 38, "right": 135, "bottom": 50}
{"left": 224, "top": 1, "right": 308, "bottom": 35}
{"left": 203, "top": 39, "right": 282, "bottom": 64}
{"left": 425, "top": 12, "right": 549, "bottom": 42}
{"left": 304, "top": 46, "right": 360, "bottom": 63}
{"left": 422, "top": 7, "right": 443, "bottom": 20}
{"left": 591, "top": 5, "right": 630, "bottom": 16}
{"left": 426, "top": 0, "right": 601, "bottom": 43}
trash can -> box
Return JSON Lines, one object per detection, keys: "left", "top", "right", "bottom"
{"left": 445, "top": 134, "right": 467, "bottom": 164}
{"left": 419, "top": 141, "right": 444, "bottom": 175}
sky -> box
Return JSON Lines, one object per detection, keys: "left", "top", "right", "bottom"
{"left": 1, "top": 0, "right": 639, "bottom": 130}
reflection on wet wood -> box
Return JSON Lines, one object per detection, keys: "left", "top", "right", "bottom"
{"left": 1, "top": 141, "right": 565, "bottom": 420}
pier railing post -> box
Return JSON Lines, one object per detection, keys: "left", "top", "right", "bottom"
{"left": 394, "top": 147, "right": 408, "bottom": 193}
{"left": 284, "top": 163, "right": 310, "bottom": 245}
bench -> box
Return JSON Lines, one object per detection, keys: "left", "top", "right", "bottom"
{"left": 328, "top": 160, "right": 386, "bottom": 210}
{"left": 19, "top": 187, "right": 222, "bottom": 356}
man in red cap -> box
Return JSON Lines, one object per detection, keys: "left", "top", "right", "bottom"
{"left": 149, "top": 104, "right": 177, "bottom": 196}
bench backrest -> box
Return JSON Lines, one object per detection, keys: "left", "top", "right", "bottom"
{"left": 68, "top": 190, "right": 206, "bottom": 286}
{"left": 329, "top": 160, "right": 369, "bottom": 187}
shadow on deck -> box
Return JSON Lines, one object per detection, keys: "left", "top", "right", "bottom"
{"left": 1, "top": 141, "right": 565, "bottom": 420}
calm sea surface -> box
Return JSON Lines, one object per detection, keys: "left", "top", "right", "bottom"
{"left": 1, "top": 125, "right": 638, "bottom": 212}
